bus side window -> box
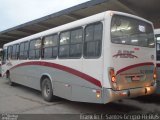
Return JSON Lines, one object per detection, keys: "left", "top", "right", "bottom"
{"left": 84, "top": 22, "right": 103, "bottom": 58}
{"left": 24, "top": 42, "right": 29, "bottom": 59}
{"left": 7, "top": 46, "right": 12, "bottom": 60}
{"left": 70, "top": 28, "right": 83, "bottom": 58}
{"left": 59, "top": 31, "right": 70, "bottom": 58}
{"left": 11, "top": 44, "right": 19, "bottom": 60}
{"left": 16, "top": 44, "right": 20, "bottom": 59}
{"left": 43, "top": 34, "right": 58, "bottom": 59}
{"left": 2, "top": 49, "right": 7, "bottom": 64}
{"left": 58, "top": 27, "right": 83, "bottom": 59}
{"left": 19, "top": 43, "right": 25, "bottom": 59}
{"left": 19, "top": 42, "right": 28, "bottom": 60}
{"left": 11, "top": 44, "right": 16, "bottom": 59}
{"left": 29, "top": 39, "right": 41, "bottom": 59}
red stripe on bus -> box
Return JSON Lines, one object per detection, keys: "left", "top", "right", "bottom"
{"left": 157, "top": 63, "right": 160, "bottom": 67}
{"left": 116, "top": 62, "right": 154, "bottom": 75}
{"left": 10, "top": 61, "right": 102, "bottom": 87}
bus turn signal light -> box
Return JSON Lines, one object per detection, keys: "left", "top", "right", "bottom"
{"left": 153, "top": 67, "right": 157, "bottom": 80}
{"left": 96, "top": 90, "right": 101, "bottom": 98}
{"left": 109, "top": 68, "right": 116, "bottom": 83}
{"left": 153, "top": 74, "right": 157, "bottom": 80}
{"left": 111, "top": 76, "right": 116, "bottom": 83}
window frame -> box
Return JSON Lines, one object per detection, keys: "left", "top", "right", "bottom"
{"left": 7, "top": 45, "right": 13, "bottom": 60}
{"left": 11, "top": 44, "right": 19, "bottom": 60}
{"left": 28, "top": 38, "right": 42, "bottom": 60}
{"left": 42, "top": 33, "right": 58, "bottom": 59}
{"left": 2, "top": 48, "right": 7, "bottom": 64}
{"left": 83, "top": 22, "right": 103, "bottom": 59}
{"left": 110, "top": 14, "right": 155, "bottom": 48}
{"left": 19, "top": 41, "right": 29, "bottom": 60}
{"left": 58, "top": 27, "right": 83, "bottom": 59}
{"left": 58, "top": 30, "right": 70, "bottom": 59}
{"left": 69, "top": 27, "right": 83, "bottom": 59}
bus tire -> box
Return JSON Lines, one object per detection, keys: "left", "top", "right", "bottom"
{"left": 6, "top": 71, "right": 14, "bottom": 86}
{"left": 41, "top": 78, "right": 54, "bottom": 102}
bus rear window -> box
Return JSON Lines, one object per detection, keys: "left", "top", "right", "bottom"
{"left": 156, "top": 35, "right": 160, "bottom": 61}
{"left": 111, "top": 15, "right": 154, "bottom": 48}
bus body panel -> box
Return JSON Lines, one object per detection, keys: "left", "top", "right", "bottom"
{"left": 103, "top": 12, "right": 155, "bottom": 92}
{"left": 102, "top": 12, "right": 156, "bottom": 102}
{"left": 9, "top": 60, "right": 102, "bottom": 89}
{"left": 110, "top": 44, "right": 155, "bottom": 90}
{"left": 154, "top": 28, "right": 160, "bottom": 94}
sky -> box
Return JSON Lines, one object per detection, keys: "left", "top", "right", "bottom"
{"left": 0, "top": 0, "right": 89, "bottom": 32}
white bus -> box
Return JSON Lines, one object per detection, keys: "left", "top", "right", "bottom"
{"left": 1, "top": 11, "right": 156, "bottom": 104}
{"left": 155, "top": 29, "right": 160, "bottom": 94}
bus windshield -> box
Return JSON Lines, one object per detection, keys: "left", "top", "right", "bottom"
{"left": 111, "top": 15, "right": 154, "bottom": 48}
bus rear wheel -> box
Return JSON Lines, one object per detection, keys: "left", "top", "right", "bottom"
{"left": 41, "top": 78, "right": 54, "bottom": 102}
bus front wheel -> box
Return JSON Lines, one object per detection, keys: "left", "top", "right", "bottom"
{"left": 41, "top": 78, "right": 54, "bottom": 102}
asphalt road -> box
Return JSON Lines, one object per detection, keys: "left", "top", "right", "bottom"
{"left": 0, "top": 77, "right": 160, "bottom": 114}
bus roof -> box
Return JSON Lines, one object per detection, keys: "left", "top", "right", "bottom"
{"left": 4, "top": 10, "right": 153, "bottom": 47}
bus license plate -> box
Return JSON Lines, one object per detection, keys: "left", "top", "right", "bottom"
{"left": 132, "top": 76, "right": 140, "bottom": 81}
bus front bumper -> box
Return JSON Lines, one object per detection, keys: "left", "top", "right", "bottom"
{"left": 104, "top": 85, "right": 156, "bottom": 103}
